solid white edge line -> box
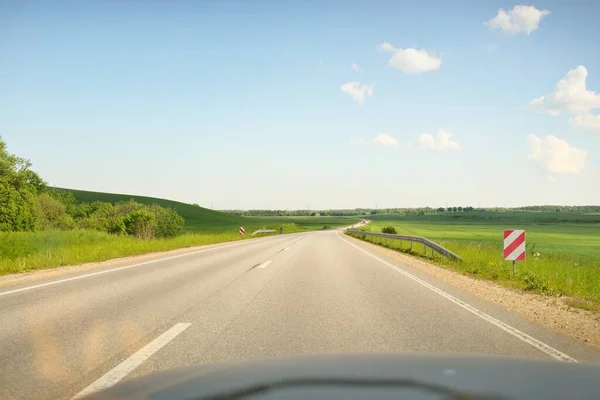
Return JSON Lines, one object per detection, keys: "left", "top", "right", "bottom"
{"left": 72, "top": 323, "right": 191, "bottom": 399}
{"left": 283, "top": 247, "right": 290, "bottom": 251}
{"left": 0, "top": 234, "right": 298, "bottom": 297}
{"left": 338, "top": 234, "right": 577, "bottom": 363}
{"left": 258, "top": 260, "right": 273, "bottom": 269}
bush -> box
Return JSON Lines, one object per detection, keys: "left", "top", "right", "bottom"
{"left": 35, "top": 192, "right": 75, "bottom": 230}
{"left": 149, "top": 204, "right": 184, "bottom": 238}
{"left": 123, "top": 210, "right": 156, "bottom": 239}
{"left": 77, "top": 202, "right": 117, "bottom": 232}
{"left": 74, "top": 200, "right": 184, "bottom": 238}
{"left": 107, "top": 217, "right": 126, "bottom": 235}
{"left": 381, "top": 226, "right": 397, "bottom": 234}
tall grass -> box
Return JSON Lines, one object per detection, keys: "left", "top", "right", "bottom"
{"left": 0, "top": 230, "right": 263, "bottom": 275}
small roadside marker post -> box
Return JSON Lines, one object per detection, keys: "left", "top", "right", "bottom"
{"left": 504, "top": 229, "right": 526, "bottom": 278}
{"left": 239, "top": 227, "right": 245, "bottom": 235}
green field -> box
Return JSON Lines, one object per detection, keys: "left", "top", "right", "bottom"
{"left": 0, "top": 189, "right": 358, "bottom": 275}
{"left": 350, "top": 212, "right": 600, "bottom": 309}
{"left": 60, "top": 188, "right": 354, "bottom": 233}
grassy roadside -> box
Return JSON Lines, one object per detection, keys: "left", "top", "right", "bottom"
{"left": 347, "top": 217, "right": 600, "bottom": 311}
{"left": 0, "top": 221, "right": 349, "bottom": 276}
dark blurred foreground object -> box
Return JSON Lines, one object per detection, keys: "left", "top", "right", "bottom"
{"left": 82, "top": 353, "right": 600, "bottom": 400}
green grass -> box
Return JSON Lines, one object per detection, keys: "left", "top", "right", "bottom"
{"left": 0, "top": 230, "right": 253, "bottom": 275}
{"left": 0, "top": 189, "right": 360, "bottom": 275}
{"left": 0, "top": 221, "right": 329, "bottom": 275}
{"left": 351, "top": 212, "right": 600, "bottom": 309}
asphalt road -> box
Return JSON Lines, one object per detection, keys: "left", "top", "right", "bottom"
{"left": 1, "top": 230, "right": 599, "bottom": 399}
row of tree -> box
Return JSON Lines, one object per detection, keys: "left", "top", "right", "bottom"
{"left": 513, "top": 205, "right": 600, "bottom": 213}
{"left": 436, "top": 207, "right": 476, "bottom": 212}
{"left": 224, "top": 207, "right": 478, "bottom": 217}
{"left": 0, "top": 138, "right": 184, "bottom": 238}
{"left": 223, "top": 205, "right": 599, "bottom": 217}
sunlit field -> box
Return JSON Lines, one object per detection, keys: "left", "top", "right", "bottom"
{"left": 349, "top": 212, "right": 600, "bottom": 309}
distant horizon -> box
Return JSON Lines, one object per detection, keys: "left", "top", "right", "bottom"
{"left": 56, "top": 186, "right": 599, "bottom": 211}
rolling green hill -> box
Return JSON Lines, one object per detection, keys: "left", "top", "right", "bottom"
{"left": 56, "top": 188, "right": 359, "bottom": 233}
{"left": 57, "top": 188, "right": 251, "bottom": 232}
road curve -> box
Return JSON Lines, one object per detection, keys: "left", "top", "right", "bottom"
{"left": 0, "top": 230, "right": 598, "bottom": 399}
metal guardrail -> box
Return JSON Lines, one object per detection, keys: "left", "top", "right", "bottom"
{"left": 345, "top": 229, "right": 461, "bottom": 260}
{"left": 251, "top": 229, "right": 277, "bottom": 236}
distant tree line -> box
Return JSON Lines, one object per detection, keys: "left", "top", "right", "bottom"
{"left": 436, "top": 206, "right": 475, "bottom": 212}
{"left": 512, "top": 205, "right": 600, "bottom": 213}
{"left": 224, "top": 209, "right": 373, "bottom": 217}
{"left": 0, "top": 137, "right": 184, "bottom": 239}
{"left": 222, "top": 204, "right": 599, "bottom": 217}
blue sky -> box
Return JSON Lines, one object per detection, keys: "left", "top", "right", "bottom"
{"left": 2, "top": 1, "right": 599, "bottom": 209}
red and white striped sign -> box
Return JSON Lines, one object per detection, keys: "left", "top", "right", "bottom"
{"left": 239, "top": 227, "right": 245, "bottom": 235}
{"left": 504, "top": 230, "right": 526, "bottom": 261}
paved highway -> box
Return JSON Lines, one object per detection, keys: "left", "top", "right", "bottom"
{"left": 1, "top": 230, "right": 599, "bottom": 399}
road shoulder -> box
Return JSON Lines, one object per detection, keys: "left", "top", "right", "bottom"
{"left": 341, "top": 233, "right": 600, "bottom": 351}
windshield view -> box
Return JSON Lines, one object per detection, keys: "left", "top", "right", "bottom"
{"left": 1, "top": 1, "right": 599, "bottom": 399}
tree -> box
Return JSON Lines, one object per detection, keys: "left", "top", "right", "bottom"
{"left": 458, "top": 206, "right": 463, "bottom": 212}
{"left": 25, "top": 170, "right": 46, "bottom": 193}
{"left": 35, "top": 192, "right": 75, "bottom": 230}
{"left": 437, "top": 207, "right": 445, "bottom": 212}
{"left": 0, "top": 181, "right": 37, "bottom": 231}
{"left": 447, "top": 207, "right": 453, "bottom": 212}
{"left": 48, "top": 188, "right": 77, "bottom": 215}
{"left": 0, "top": 137, "right": 40, "bottom": 231}
{"left": 452, "top": 207, "right": 458, "bottom": 212}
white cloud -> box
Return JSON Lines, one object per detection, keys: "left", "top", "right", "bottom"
{"left": 528, "top": 134, "right": 587, "bottom": 174}
{"left": 351, "top": 63, "right": 361, "bottom": 72}
{"left": 374, "top": 133, "right": 398, "bottom": 147}
{"left": 529, "top": 66, "right": 600, "bottom": 115}
{"left": 340, "top": 81, "right": 374, "bottom": 105}
{"left": 378, "top": 42, "right": 395, "bottom": 52}
{"left": 569, "top": 113, "right": 600, "bottom": 133}
{"left": 415, "top": 129, "right": 460, "bottom": 151}
{"left": 351, "top": 134, "right": 398, "bottom": 147}
{"left": 486, "top": 44, "right": 499, "bottom": 51}
{"left": 485, "top": 5, "right": 550, "bottom": 35}
{"left": 378, "top": 42, "right": 441, "bottom": 74}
